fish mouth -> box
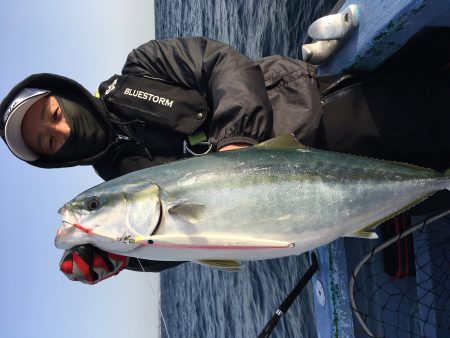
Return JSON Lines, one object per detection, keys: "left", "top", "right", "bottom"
{"left": 57, "top": 205, "right": 78, "bottom": 232}
{"left": 55, "top": 206, "right": 83, "bottom": 249}
{"left": 57, "top": 205, "right": 67, "bottom": 215}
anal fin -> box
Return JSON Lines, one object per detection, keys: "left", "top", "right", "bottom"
{"left": 195, "top": 260, "right": 243, "bottom": 272}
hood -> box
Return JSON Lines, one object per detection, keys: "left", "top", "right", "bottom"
{"left": 0, "top": 73, "right": 118, "bottom": 169}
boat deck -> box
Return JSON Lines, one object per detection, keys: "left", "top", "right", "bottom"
{"left": 312, "top": 1, "right": 450, "bottom": 337}
{"left": 317, "top": 0, "right": 450, "bottom": 75}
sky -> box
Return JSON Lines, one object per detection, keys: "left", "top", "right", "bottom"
{"left": 0, "top": 1, "right": 161, "bottom": 337}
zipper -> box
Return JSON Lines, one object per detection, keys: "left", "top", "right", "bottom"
{"left": 320, "top": 82, "right": 360, "bottom": 105}
{"left": 320, "top": 74, "right": 373, "bottom": 104}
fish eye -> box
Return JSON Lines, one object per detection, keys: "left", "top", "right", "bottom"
{"left": 85, "top": 196, "right": 100, "bottom": 211}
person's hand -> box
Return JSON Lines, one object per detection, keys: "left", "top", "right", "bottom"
{"left": 59, "top": 245, "right": 128, "bottom": 285}
{"left": 218, "top": 143, "right": 250, "bottom": 151}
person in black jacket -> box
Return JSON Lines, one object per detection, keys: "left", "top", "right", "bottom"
{"left": 1, "top": 37, "right": 323, "bottom": 283}
{"left": 1, "top": 37, "right": 450, "bottom": 284}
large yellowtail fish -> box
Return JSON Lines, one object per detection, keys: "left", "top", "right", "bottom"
{"left": 55, "top": 135, "right": 450, "bottom": 269}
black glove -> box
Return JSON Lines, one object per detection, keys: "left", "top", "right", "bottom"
{"left": 59, "top": 244, "right": 128, "bottom": 285}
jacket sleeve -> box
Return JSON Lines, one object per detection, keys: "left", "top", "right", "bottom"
{"left": 121, "top": 37, "right": 273, "bottom": 149}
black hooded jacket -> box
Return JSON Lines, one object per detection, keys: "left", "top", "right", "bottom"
{"left": 1, "top": 37, "right": 322, "bottom": 179}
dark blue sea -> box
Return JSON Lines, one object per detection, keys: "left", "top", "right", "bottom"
{"left": 155, "top": 1, "right": 336, "bottom": 337}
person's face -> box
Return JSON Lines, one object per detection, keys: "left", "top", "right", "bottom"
{"left": 21, "top": 95, "right": 71, "bottom": 156}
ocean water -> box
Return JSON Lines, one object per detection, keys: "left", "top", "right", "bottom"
{"left": 155, "top": 0, "right": 336, "bottom": 59}
{"left": 155, "top": 1, "right": 337, "bottom": 337}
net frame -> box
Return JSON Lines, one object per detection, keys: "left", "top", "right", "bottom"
{"left": 349, "top": 210, "right": 450, "bottom": 337}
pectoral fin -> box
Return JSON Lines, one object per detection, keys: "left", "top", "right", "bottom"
{"left": 168, "top": 203, "right": 206, "bottom": 224}
{"left": 195, "top": 260, "right": 243, "bottom": 272}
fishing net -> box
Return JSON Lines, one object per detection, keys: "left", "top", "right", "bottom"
{"left": 349, "top": 211, "right": 450, "bottom": 338}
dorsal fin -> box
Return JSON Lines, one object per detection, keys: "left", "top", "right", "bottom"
{"left": 255, "top": 134, "right": 310, "bottom": 150}
{"left": 385, "top": 160, "right": 437, "bottom": 174}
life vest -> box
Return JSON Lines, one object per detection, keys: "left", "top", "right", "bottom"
{"left": 98, "top": 74, "right": 210, "bottom": 154}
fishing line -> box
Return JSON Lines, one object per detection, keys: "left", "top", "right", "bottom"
{"left": 63, "top": 220, "right": 171, "bottom": 338}
{"left": 127, "top": 244, "right": 171, "bottom": 338}
{"left": 123, "top": 200, "right": 171, "bottom": 338}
